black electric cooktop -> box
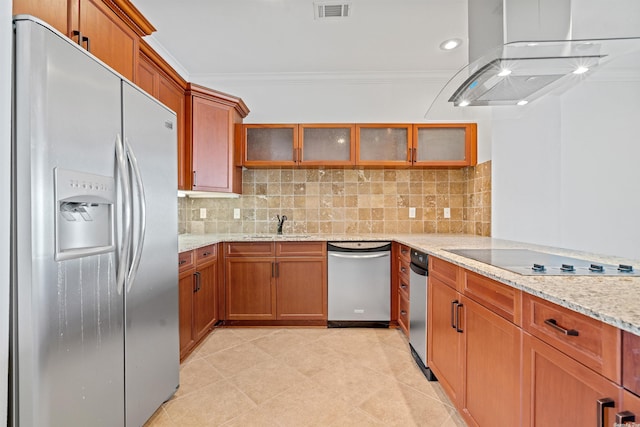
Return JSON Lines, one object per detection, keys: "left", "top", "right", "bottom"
{"left": 444, "top": 249, "right": 639, "bottom": 277}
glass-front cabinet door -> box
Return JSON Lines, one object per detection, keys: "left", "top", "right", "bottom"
{"left": 355, "top": 124, "right": 412, "bottom": 166}
{"left": 244, "top": 124, "right": 298, "bottom": 167}
{"left": 413, "top": 123, "right": 477, "bottom": 167}
{"left": 299, "top": 124, "right": 355, "bottom": 166}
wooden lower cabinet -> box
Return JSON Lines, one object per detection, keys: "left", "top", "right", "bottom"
{"left": 462, "top": 295, "right": 521, "bottom": 427}
{"left": 178, "top": 268, "right": 195, "bottom": 359}
{"left": 224, "top": 242, "right": 327, "bottom": 323}
{"left": 428, "top": 275, "right": 463, "bottom": 404}
{"left": 178, "top": 245, "right": 219, "bottom": 360}
{"left": 522, "top": 332, "right": 620, "bottom": 427}
{"left": 225, "top": 257, "right": 276, "bottom": 320}
{"left": 276, "top": 257, "right": 327, "bottom": 320}
{"left": 621, "top": 390, "right": 640, "bottom": 422}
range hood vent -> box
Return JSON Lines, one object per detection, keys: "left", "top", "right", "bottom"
{"left": 431, "top": 0, "right": 640, "bottom": 111}
{"left": 314, "top": 2, "right": 351, "bottom": 20}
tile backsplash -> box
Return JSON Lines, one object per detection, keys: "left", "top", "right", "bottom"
{"left": 179, "top": 160, "right": 491, "bottom": 236}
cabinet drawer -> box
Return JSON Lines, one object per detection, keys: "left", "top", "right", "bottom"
{"left": 398, "top": 273, "right": 410, "bottom": 300}
{"left": 276, "top": 241, "right": 325, "bottom": 257}
{"left": 398, "top": 258, "right": 410, "bottom": 280}
{"left": 398, "top": 244, "right": 411, "bottom": 262}
{"left": 225, "top": 242, "right": 275, "bottom": 257}
{"left": 463, "top": 270, "right": 521, "bottom": 325}
{"left": 429, "top": 257, "right": 459, "bottom": 289}
{"left": 178, "top": 250, "right": 194, "bottom": 272}
{"left": 196, "top": 244, "right": 217, "bottom": 264}
{"left": 523, "top": 294, "right": 620, "bottom": 381}
{"left": 398, "top": 293, "right": 409, "bottom": 335}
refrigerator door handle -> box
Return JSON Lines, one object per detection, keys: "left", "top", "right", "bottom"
{"left": 125, "top": 138, "right": 146, "bottom": 293}
{"left": 115, "top": 133, "right": 132, "bottom": 295}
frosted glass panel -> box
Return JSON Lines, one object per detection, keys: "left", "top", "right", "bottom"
{"left": 246, "top": 128, "right": 294, "bottom": 161}
{"left": 303, "top": 128, "right": 351, "bottom": 161}
{"left": 416, "top": 128, "right": 466, "bottom": 161}
{"left": 359, "top": 128, "right": 408, "bottom": 161}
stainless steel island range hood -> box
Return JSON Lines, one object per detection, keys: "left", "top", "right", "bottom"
{"left": 440, "top": 0, "right": 640, "bottom": 109}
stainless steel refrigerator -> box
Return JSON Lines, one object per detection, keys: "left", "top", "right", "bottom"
{"left": 10, "top": 16, "right": 179, "bottom": 426}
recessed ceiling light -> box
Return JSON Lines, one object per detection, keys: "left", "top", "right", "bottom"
{"left": 573, "top": 66, "right": 589, "bottom": 75}
{"left": 440, "top": 38, "right": 462, "bottom": 51}
{"left": 497, "top": 69, "right": 512, "bottom": 77}
{"left": 517, "top": 100, "right": 529, "bottom": 106}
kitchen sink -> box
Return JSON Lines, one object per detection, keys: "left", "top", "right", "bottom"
{"left": 242, "top": 234, "right": 312, "bottom": 240}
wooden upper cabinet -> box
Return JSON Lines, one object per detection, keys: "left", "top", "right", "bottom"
{"left": 356, "top": 124, "right": 412, "bottom": 166}
{"left": 13, "top": 0, "right": 70, "bottom": 35}
{"left": 13, "top": 0, "right": 155, "bottom": 82}
{"left": 299, "top": 124, "right": 355, "bottom": 166}
{"left": 136, "top": 42, "right": 187, "bottom": 190}
{"left": 413, "top": 123, "right": 477, "bottom": 167}
{"left": 243, "top": 124, "right": 298, "bottom": 167}
{"left": 186, "top": 83, "right": 249, "bottom": 193}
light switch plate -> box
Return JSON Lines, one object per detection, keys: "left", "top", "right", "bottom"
{"left": 233, "top": 208, "right": 241, "bottom": 219}
{"left": 408, "top": 207, "right": 416, "bottom": 218}
{"left": 444, "top": 207, "right": 451, "bottom": 219}
{"left": 199, "top": 208, "right": 207, "bottom": 219}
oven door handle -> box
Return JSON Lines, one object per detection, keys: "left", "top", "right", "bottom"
{"left": 328, "top": 252, "right": 390, "bottom": 260}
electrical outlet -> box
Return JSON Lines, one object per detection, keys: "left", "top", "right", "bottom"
{"left": 233, "top": 208, "right": 241, "bottom": 219}
{"left": 408, "top": 207, "right": 416, "bottom": 218}
{"left": 199, "top": 208, "right": 207, "bottom": 219}
{"left": 444, "top": 207, "right": 451, "bottom": 219}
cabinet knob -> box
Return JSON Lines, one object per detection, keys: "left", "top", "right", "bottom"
{"left": 400, "top": 310, "right": 407, "bottom": 316}
{"left": 202, "top": 251, "right": 211, "bottom": 257}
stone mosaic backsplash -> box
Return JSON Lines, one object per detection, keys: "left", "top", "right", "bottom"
{"left": 179, "top": 160, "right": 491, "bottom": 236}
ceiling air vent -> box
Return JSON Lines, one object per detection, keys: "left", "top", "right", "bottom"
{"left": 314, "top": 2, "right": 351, "bottom": 20}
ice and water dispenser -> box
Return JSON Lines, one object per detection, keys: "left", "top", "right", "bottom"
{"left": 54, "top": 168, "right": 116, "bottom": 261}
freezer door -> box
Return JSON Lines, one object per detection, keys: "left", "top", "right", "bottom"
{"left": 122, "top": 82, "right": 179, "bottom": 427}
{"left": 12, "top": 18, "right": 124, "bottom": 427}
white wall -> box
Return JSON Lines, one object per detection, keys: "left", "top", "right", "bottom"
{"left": 1, "top": 2, "right": 12, "bottom": 425}
{"left": 492, "top": 66, "right": 640, "bottom": 259}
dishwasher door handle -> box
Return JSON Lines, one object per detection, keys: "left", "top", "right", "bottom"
{"left": 328, "top": 252, "right": 390, "bottom": 260}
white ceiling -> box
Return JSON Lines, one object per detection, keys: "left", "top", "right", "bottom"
{"left": 131, "top": 0, "right": 469, "bottom": 80}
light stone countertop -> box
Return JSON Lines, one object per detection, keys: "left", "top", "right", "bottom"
{"left": 178, "top": 232, "right": 640, "bottom": 336}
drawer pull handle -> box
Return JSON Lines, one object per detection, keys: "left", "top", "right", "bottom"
{"left": 597, "top": 398, "right": 615, "bottom": 427}
{"left": 202, "top": 251, "right": 211, "bottom": 256}
{"left": 455, "top": 303, "right": 464, "bottom": 333}
{"left": 544, "top": 318, "right": 579, "bottom": 336}
{"left": 451, "top": 300, "right": 458, "bottom": 329}
{"left": 401, "top": 267, "right": 407, "bottom": 273}
{"left": 400, "top": 310, "right": 407, "bottom": 316}
{"left": 616, "top": 411, "right": 635, "bottom": 423}
{"left": 194, "top": 271, "right": 201, "bottom": 293}
{"left": 179, "top": 260, "right": 187, "bottom": 265}
{"left": 400, "top": 284, "right": 408, "bottom": 289}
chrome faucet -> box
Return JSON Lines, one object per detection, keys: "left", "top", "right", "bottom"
{"left": 276, "top": 215, "right": 287, "bottom": 235}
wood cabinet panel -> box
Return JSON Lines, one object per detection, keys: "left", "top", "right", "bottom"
{"left": 621, "top": 390, "right": 640, "bottom": 422}
{"left": 299, "top": 124, "right": 355, "bottom": 166}
{"left": 623, "top": 331, "right": 640, "bottom": 396}
{"left": 523, "top": 294, "right": 620, "bottom": 382}
{"left": 413, "top": 123, "right": 477, "bottom": 167}
{"left": 462, "top": 296, "right": 521, "bottom": 427}
{"left": 225, "top": 258, "right": 276, "bottom": 320}
{"left": 398, "top": 292, "right": 409, "bottom": 336}
{"left": 225, "top": 242, "right": 275, "bottom": 257}
{"left": 178, "top": 250, "right": 194, "bottom": 272}
{"left": 276, "top": 258, "right": 327, "bottom": 320}
{"left": 522, "top": 332, "right": 620, "bottom": 427}
{"left": 186, "top": 84, "right": 248, "bottom": 192}
{"left": 356, "top": 124, "right": 412, "bottom": 166}
{"left": 78, "top": 0, "right": 137, "bottom": 80}
{"left": 192, "top": 259, "right": 217, "bottom": 340}
{"left": 463, "top": 270, "right": 521, "bottom": 325}
{"left": 13, "top": 0, "right": 70, "bottom": 35}
{"left": 428, "top": 275, "right": 463, "bottom": 405}
{"left": 275, "top": 241, "right": 325, "bottom": 257}
{"left": 178, "top": 268, "right": 195, "bottom": 360}
{"left": 429, "top": 256, "right": 459, "bottom": 289}
{"left": 243, "top": 124, "right": 298, "bottom": 167}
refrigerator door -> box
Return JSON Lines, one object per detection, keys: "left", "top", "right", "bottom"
{"left": 12, "top": 18, "right": 125, "bottom": 426}
{"left": 122, "top": 82, "right": 179, "bottom": 426}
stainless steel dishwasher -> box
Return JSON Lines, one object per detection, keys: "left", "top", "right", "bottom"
{"left": 327, "top": 241, "right": 391, "bottom": 327}
{"left": 409, "top": 248, "right": 436, "bottom": 381}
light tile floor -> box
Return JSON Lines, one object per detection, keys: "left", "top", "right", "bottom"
{"left": 144, "top": 327, "right": 467, "bottom": 427}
